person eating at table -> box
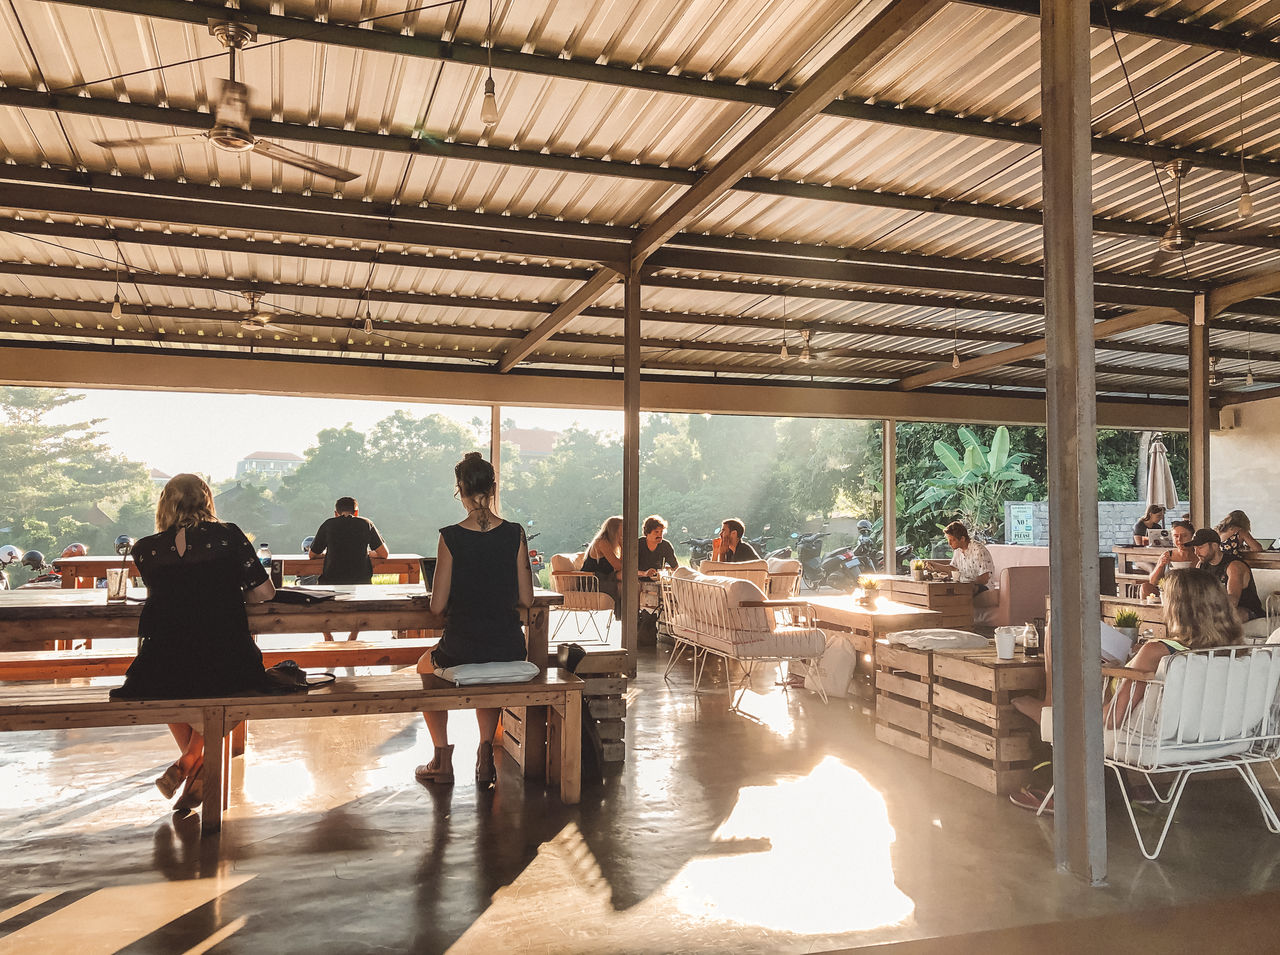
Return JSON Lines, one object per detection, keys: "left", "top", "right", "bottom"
{"left": 1191, "top": 527, "right": 1265, "bottom": 625}
{"left": 308, "top": 495, "right": 389, "bottom": 641}
{"left": 1132, "top": 504, "right": 1166, "bottom": 546}
{"left": 110, "top": 473, "right": 276, "bottom": 814}
{"left": 925, "top": 521, "right": 997, "bottom": 623}
{"left": 414, "top": 452, "right": 533, "bottom": 789}
{"left": 1141, "top": 519, "right": 1196, "bottom": 599}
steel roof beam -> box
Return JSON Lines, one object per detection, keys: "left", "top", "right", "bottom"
{"left": 13, "top": 85, "right": 1280, "bottom": 255}
{"left": 35, "top": 0, "right": 1280, "bottom": 185}
{"left": 0, "top": 165, "right": 1208, "bottom": 298}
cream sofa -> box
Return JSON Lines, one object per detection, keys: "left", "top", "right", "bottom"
{"left": 971, "top": 544, "right": 1051, "bottom": 629}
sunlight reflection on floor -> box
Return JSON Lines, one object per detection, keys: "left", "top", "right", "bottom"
{"left": 448, "top": 755, "right": 913, "bottom": 952}
{"left": 730, "top": 685, "right": 796, "bottom": 736}
{"left": 670, "top": 755, "right": 913, "bottom": 933}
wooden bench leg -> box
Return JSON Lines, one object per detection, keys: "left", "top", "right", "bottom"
{"left": 523, "top": 708, "right": 547, "bottom": 781}
{"left": 201, "top": 706, "right": 226, "bottom": 836}
{"left": 231, "top": 719, "right": 247, "bottom": 757}
{"left": 561, "top": 690, "right": 581, "bottom": 805}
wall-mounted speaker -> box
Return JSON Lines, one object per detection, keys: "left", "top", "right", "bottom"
{"left": 1219, "top": 407, "right": 1238, "bottom": 431}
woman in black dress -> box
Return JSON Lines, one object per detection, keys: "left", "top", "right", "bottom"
{"left": 111, "top": 473, "right": 276, "bottom": 811}
{"left": 415, "top": 453, "right": 534, "bottom": 787}
{"left": 581, "top": 515, "right": 624, "bottom": 619}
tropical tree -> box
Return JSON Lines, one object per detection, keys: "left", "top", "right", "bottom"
{"left": 905, "top": 425, "right": 1034, "bottom": 541}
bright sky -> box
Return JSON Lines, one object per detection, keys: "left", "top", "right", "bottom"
{"left": 49, "top": 389, "right": 620, "bottom": 482}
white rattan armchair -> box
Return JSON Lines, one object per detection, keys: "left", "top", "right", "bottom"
{"left": 549, "top": 552, "right": 614, "bottom": 642}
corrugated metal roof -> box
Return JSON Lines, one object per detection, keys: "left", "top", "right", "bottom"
{"left": 2, "top": 0, "right": 1280, "bottom": 402}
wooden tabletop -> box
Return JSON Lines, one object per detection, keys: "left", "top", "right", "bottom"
{"left": 806, "top": 594, "right": 944, "bottom": 630}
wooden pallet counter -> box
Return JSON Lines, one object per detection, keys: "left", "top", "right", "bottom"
{"left": 873, "top": 641, "right": 932, "bottom": 758}
{"left": 880, "top": 577, "right": 976, "bottom": 630}
{"left": 929, "top": 646, "right": 1045, "bottom": 795}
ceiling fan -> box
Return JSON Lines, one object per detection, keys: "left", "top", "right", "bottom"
{"left": 93, "top": 20, "right": 359, "bottom": 183}
{"left": 237, "top": 291, "right": 298, "bottom": 335}
{"left": 1148, "top": 160, "right": 1272, "bottom": 270}
{"left": 1209, "top": 355, "right": 1256, "bottom": 388}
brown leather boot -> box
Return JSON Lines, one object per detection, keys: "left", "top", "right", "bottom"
{"left": 414, "top": 745, "right": 455, "bottom": 784}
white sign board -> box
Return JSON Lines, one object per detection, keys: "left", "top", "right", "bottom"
{"left": 1008, "top": 503, "right": 1035, "bottom": 545}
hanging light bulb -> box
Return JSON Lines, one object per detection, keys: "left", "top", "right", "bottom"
{"left": 111, "top": 293, "right": 123, "bottom": 320}
{"left": 779, "top": 292, "right": 789, "bottom": 359}
{"left": 780, "top": 341, "right": 789, "bottom": 360}
{"left": 1237, "top": 53, "right": 1252, "bottom": 219}
{"left": 951, "top": 348, "right": 961, "bottom": 369}
{"left": 480, "top": 0, "right": 499, "bottom": 128}
{"left": 950, "top": 305, "right": 960, "bottom": 368}
{"left": 799, "top": 328, "right": 811, "bottom": 363}
{"left": 1246, "top": 368, "right": 1255, "bottom": 387}
{"left": 481, "top": 76, "right": 499, "bottom": 127}
{"left": 363, "top": 317, "right": 373, "bottom": 334}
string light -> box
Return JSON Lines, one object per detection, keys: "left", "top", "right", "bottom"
{"left": 1238, "top": 53, "right": 1253, "bottom": 218}
{"left": 480, "top": 0, "right": 499, "bottom": 127}
{"left": 111, "top": 241, "right": 124, "bottom": 319}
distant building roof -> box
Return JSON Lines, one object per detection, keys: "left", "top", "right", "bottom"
{"left": 149, "top": 468, "right": 171, "bottom": 480}
{"left": 242, "top": 451, "right": 304, "bottom": 462}
{"left": 505, "top": 427, "right": 559, "bottom": 457}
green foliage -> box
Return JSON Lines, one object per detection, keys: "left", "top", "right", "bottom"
{"left": 1113, "top": 608, "right": 1142, "bottom": 629}
{"left": 0, "top": 387, "right": 152, "bottom": 584}
{"left": 904, "top": 426, "right": 1033, "bottom": 542}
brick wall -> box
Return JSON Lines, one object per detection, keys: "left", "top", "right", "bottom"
{"left": 1004, "top": 500, "right": 1191, "bottom": 548}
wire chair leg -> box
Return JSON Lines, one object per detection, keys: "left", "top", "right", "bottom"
{"left": 1112, "top": 764, "right": 1191, "bottom": 860}
{"left": 1236, "top": 763, "right": 1280, "bottom": 833}
{"left": 662, "top": 638, "right": 688, "bottom": 680}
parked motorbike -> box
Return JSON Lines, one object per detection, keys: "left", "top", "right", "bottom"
{"left": 0, "top": 543, "right": 20, "bottom": 590}
{"left": 17, "top": 550, "right": 62, "bottom": 589}
{"left": 819, "top": 542, "right": 865, "bottom": 592}
{"left": 527, "top": 532, "right": 544, "bottom": 574}
{"left": 681, "top": 534, "right": 716, "bottom": 570}
{"left": 747, "top": 533, "right": 772, "bottom": 557}
{"left": 850, "top": 520, "right": 915, "bottom": 575}
{"left": 791, "top": 530, "right": 830, "bottom": 590}
{"left": 765, "top": 544, "right": 793, "bottom": 560}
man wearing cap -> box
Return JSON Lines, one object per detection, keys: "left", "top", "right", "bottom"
{"left": 1191, "top": 527, "right": 1265, "bottom": 623}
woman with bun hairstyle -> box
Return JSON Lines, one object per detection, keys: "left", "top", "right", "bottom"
{"left": 415, "top": 452, "right": 534, "bottom": 787}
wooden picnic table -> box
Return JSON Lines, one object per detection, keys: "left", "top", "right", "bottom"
{"left": 51, "top": 553, "right": 427, "bottom": 588}
{"left": 876, "top": 575, "right": 976, "bottom": 629}
{"left": 0, "top": 584, "right": 562, "bottom": 666}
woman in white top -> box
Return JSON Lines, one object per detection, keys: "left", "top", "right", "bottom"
{"left": 1141, "top": 519, "right": 1196, "bottom": 599}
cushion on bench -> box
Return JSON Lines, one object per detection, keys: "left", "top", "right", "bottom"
{"left": 434, "top": 661, "right": 540, "bottom": 685}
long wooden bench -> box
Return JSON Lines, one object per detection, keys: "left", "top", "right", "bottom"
{"left": 0, "top": 639, "right": 437, "bottom": 681}
{"left": 0, "top": 669, "right": 583, "bottom": 835}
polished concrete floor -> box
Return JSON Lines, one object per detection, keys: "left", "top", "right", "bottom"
{"left": 3, "top": 642, "right": 1280, "bottom": 954}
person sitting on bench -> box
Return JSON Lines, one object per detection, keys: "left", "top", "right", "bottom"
{"left": 309, "top": 495, "right": 389, "bottom": 640}
{"left": 110, "top": 473, "right": 276, "bottom": 813}
{"left": 415, "top": 452, "right": 534, "bottom": 788}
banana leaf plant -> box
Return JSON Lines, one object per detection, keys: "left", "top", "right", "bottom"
{"left": 905, "top": 426, "right": 1033, "bottom": 541}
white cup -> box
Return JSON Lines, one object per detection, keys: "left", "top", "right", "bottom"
{"left": 105, "top": 568, "right": 129, "bottom": 602}
{"left": 994, "top": 627, "right": 1017, "bottom": 660}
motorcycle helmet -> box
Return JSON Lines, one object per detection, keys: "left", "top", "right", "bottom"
{"left": 856, "top": 520, "right": 873, "bottom": 534}
{"left": 21, "top": 550, "right": 46, "bottom": 571}
{"left": 61, "top": 542, "right": 89, "bottom": 559}
{"left": 114, "top": 535, "right": 136, "bottom": 556}
{"left": 0, "top": 544, "right": 21, "bottom": 566}
{"left": 302, "top": 536, "right": 316, "bottom": 553}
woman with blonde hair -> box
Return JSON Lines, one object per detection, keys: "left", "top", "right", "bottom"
{"left": 581, "top": 515, "right": 625, "bottom": 619}
{"left": 1216, "top": 509, "right": 1262, "bottom": 557}
{"left": 111, "top": 473, "right": 276, "bottom": 812}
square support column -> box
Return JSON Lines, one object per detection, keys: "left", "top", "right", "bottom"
{"left": 620, "top": 266, "right": 642, "bottom": 674}
{"left": 1041, "top": 0, "right": 1106, "bottom": 883}
{"left": 490, "top": 404, "right": 502, "bottom": 515}
{"left": 1189, "top": 297, "right": 1211, "bottom": 528}
{"left": 883, "top": 420, "right": 897, "bottom": 574}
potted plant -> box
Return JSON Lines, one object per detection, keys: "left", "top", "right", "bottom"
{"left": 857, "top": 575, "right": 880, "bottom": 606}
{"left": 1113, "top": 608, "right": 1141, "bottom": 642}
{"left": 910, "top": 559, "right": 926, "bottom": 581}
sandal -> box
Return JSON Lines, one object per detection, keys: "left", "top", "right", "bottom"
{"left": 155, "top": 762, "right": 186, "bottom": 800}
{"left": 475, "top": 741, "right": 496, "bottom": 786}
{"left": 1009, "top": 786, "right": 1053, "bottom": 815}
{"left": 174, "top": 768, "right": 204, "bottom": 814}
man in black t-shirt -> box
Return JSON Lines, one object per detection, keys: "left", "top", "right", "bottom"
{"left": 717, "top": 518, "right": 761, "bottom": 562}
{"left": 309, "top": 496, "right": 389, "bottom": 640}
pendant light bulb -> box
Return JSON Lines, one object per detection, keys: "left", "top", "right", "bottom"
{"left": 111, "top": 293, "right": 123, "bottom": 320}
{"left": 481, "top": 76, "right": 499, "bottom": 127}
{"left": 951, "top": 348, "right": 961, "bottom": 369}
{"left": 1239, "top": 179, "right": 1253, "bottom": 218}
{"left": 1246, "top": 369, "right": 1255, "bottom": 387}
{"left": 780, "top": 342, "right": 789, "bottom": 360}
{"left": 363, "top": 317, "right": 373, "bottom": 334}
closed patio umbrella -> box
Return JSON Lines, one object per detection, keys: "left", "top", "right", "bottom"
{"left": 1145, "top": 435, "right": 1178, "bottom": 512}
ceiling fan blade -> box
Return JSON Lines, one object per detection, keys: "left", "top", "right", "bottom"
{"left": 1197, "top": 225, "right": 1279, "bottom": 243}
{"left": 1146, "top": 246, "right": 1175, "bottom": 272}
{"left": 94, "top": 133, "right": 207, "bottom": 149}
{"left": 252, "top": 139, "right": 360, "bottom": 182}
